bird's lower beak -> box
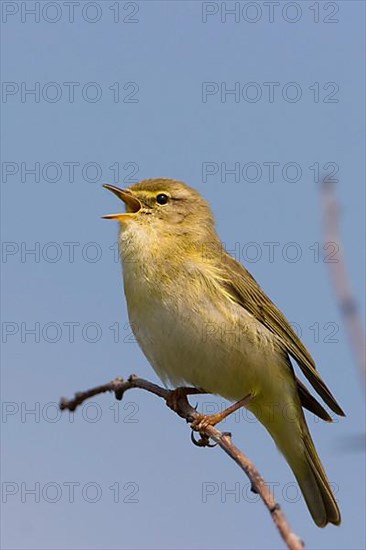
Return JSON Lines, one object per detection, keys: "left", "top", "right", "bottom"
{"left": 102, "top": 184, "right": 141, "bottom": 221}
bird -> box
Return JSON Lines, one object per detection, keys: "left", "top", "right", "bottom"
{"left": 102, "top": 178, "right": 344, "bottom": 527}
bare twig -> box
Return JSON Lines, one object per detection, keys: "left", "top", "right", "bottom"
{"left": 60, "top": 375, "right": 304, "bottom": 550}
{"left": 321, "top": 179, "right": 366, "bottom": 380}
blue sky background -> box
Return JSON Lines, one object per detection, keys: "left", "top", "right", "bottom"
{"left": 1, "top": 1, "right": 365, "bottom": 549}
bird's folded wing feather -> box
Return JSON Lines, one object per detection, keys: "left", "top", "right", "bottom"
{"left": 220, "top": 253, "right": 345, "bottom": 417}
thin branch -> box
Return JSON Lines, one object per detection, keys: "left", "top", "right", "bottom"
{"left": 321, "top": 179, "right": 366, "bottom": 380}
{"left": 60, "top": 375, "right": 304, "bottom": 550}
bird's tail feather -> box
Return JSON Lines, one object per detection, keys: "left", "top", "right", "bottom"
{"left": 258, "top": 399, "right": 341, "bottom": 527}
{"left": 274, "top": 411, "right": 341, "bottom": 527}
{"left": 293, "top": 425, "right": 341, "bottom": 527}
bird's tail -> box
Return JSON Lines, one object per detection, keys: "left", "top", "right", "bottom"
{"left": 256, "top": 399, "right": 341, "bottom": 527}
{"left": 292, "top": 421, "right": 341, "bottom": 527}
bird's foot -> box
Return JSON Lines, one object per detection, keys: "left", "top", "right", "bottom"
{"left": 190, "top": 393, "right": 253, "bottom": 447}
{"left": 189, "top": 408, "right": 229, "bottom": 448}
{"left": 191, "top": 392, "right": 253, "bottom": 430}
{"left": 191, "top": 428, "right": 232, "bottom": 448}
{"left": 190, "top": 412, "right": 226, "bottom": 432}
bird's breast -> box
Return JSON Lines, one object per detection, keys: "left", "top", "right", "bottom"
{"left": 120, "top": 248, "right": 282, "bottom": 401}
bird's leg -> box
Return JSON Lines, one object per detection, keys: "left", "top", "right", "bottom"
{"left": 191, "top": 393, "right": 253, "bottom": 432}
{"left": 166, "top": 386, "right": 207, "bottom": 413}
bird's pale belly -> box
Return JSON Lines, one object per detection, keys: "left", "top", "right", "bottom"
{"left": 125, "top": 284, "right": 282, "bottom": 402}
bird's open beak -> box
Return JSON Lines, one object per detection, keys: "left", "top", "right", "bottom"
{"left": 102, "top": 184, "right": 141, "bottom": 221}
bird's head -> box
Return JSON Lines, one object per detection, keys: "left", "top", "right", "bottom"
{"left": 102, "top": 178, "right": 216, "bottom": 240}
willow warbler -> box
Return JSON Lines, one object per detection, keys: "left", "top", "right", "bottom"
{"left": 103, "top": 178, "right": 344, "bottom": 527}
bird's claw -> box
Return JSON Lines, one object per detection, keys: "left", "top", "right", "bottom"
{"left": 190, "top": 430, "right": 216, "bottom": 448}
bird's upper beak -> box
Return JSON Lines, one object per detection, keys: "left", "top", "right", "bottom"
{"left": 102, "top": 184, "right": 142, "bottom": 221}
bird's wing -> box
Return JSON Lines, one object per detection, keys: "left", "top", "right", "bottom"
{"left": 296, "top": 377, "right": 332, "bottom": 421}
{"left": 220, "top": 253, "right": 345, "bottom": 416}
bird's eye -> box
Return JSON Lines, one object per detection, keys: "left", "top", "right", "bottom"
{"left": 156, "top": 193, "right": 169, "bottom": 205}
